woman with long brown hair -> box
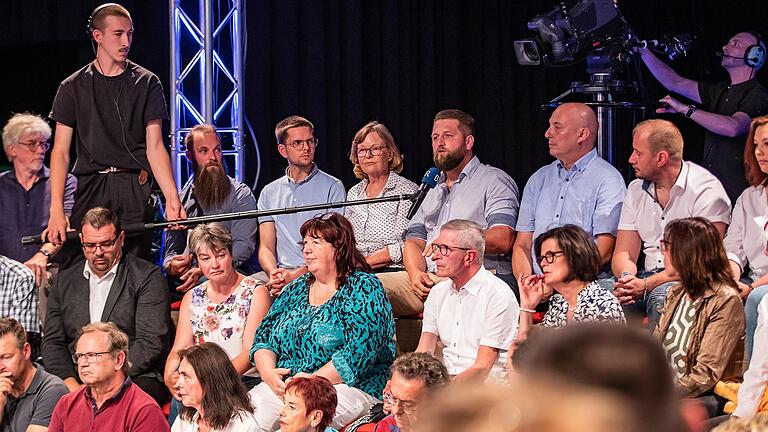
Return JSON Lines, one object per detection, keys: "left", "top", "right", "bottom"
{"left": 173, "top": 342, "right": 257, "bottom": 431}
{"left": 655, "top": 217, "right": 745, "bottom": 402}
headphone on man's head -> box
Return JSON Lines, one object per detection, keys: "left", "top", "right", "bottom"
{"left": 744, "top": 31, "right": 766, "bottom": 69}
{"left": 86, "top": 3, "right": 123, "bottom": 37}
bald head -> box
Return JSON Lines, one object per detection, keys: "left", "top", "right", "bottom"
{"left": 556, "top": 103, "right": 599, "bottom": 145}
{"left": 632, "top": 119, "right": 683, "bottom": 161}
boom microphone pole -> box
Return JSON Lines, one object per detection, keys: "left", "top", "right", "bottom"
{"left": 21, "top": 194, "right": 415, "bottom": 246}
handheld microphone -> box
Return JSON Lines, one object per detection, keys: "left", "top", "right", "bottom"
{"left": 406, "top": 167, "right": 441, "bottom": 220}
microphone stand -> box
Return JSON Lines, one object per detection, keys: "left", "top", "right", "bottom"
{"left": 21, "top": 194, "right": 416, "bottom": 246}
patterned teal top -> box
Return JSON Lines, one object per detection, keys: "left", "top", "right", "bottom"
{"left": 250, "top": 271, "right": 395, "bottom": 397}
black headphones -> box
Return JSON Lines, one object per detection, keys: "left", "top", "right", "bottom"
{"left": 86, "top": 3, "right": 122, "bottom": 36}
{"left": 744, "top": 31, "right": 766, "bottom": 69}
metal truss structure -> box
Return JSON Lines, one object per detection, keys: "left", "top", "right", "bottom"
{"left": 169, "top": 0, "right": 246, "bottom": 187}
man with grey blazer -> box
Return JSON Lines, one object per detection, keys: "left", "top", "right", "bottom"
{"left": 42, "top": 207, "right": 171, "bottom": 405}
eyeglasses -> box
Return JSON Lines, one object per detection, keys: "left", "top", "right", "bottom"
{"left": 356, "top": 145, "right": 388, "bottom": 158}
{"left": 660, "top": 239, "right": 672, "bottom": 251}
{"left": 382, "top": 392, "right": 418, "bottom": 415}
{"left": 431, "top": 243, "right": 470, "bottom": 256}
{"left": 284, "top": 138, "right": 318, "bottom": 150}
{"left": 72, "top": 351, "right": 112, "bottom": 364}
{"left": 537, "top": 250, "right": 565, "bottom": 264}
{"left": 82, "top": 237, "right": 118, "bottom": 252}
{"left": 16, "top": 140, "right": 50, "bottom": 152}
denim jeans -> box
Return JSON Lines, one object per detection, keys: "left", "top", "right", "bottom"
{"left": 615, "top": 270, "right": 677, "bottom": 332}
{"left": 745, "top": 284, "right": 768, "bottom": 359}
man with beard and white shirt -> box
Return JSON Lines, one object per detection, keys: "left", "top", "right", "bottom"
{"left": 256, "top": 115, "right": 345, "bottom": 295}
{"left": 378, "top": 109, "right": 519, "bottom": 317}
{"left": 163, "top": 124, "right": 258, "bottom": 295}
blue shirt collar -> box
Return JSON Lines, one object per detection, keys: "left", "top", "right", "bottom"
{"left": 557, "top": 148, "right": 598, "bottom": 173}
{"left": 285, "top": 163, "right": 319, "bottom": 185}
{"left": 439, "top": 156, "right": 480, "bottom": 184}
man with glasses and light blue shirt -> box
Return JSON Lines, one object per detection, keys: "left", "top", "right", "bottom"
{"left": 256, "top": 115, "right": 345, "bottom": 296}
{"left": 512, "top": 102, "right": 626, "bottom": 285}
{"left": 0, "top": 113, "right": 77, "bottom": 289}
{"left": 42, "top": 207, "right": 171, "bottom": 405}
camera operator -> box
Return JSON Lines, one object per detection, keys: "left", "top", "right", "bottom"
{"left": 637, "top": 32, "right": 768, "bottom": 202}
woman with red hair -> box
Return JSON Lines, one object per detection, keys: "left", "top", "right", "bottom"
{"left": 279, "top": 376, "right": 338, "bottom": 432}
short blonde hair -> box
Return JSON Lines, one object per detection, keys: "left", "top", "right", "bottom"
{"left": 633, "top": 119, "right": 683, "bottom": 161}
{"left": 2, "top": 113, "right": 51, "bottom": 160}
{"left": 188, "top": 223, "right": 233, "bottom": 255}
{"left": 348, "top": 121, "right": 404, "bottom": 179}
{"left": 78, "top": 322, "right": 131, "bottom": 375}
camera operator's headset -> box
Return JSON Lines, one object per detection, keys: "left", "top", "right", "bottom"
{"left": 744, "top": 31, "right": 766, "bottom": 69}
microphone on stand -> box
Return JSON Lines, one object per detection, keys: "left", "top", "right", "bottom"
{"left": 406, "top": 167, "right": 441, "bottom": 220}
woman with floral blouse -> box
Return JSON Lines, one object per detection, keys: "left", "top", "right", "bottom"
{"left": 164, "top": 223, "right": 272, "bottom": 401}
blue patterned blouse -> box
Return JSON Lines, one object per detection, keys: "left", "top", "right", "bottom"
{"left": 249, "top": 271, "right": 395, "bottom": 397}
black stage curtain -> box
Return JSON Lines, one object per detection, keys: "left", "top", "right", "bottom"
{"left": 0, "top": 1, "right": 766, "bottom": 194}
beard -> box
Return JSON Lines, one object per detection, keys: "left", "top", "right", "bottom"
{"left": 194, "top": 161, "right": 232, "bottom": 209}
{"left": 433, "top": 148, "right": 466, "bottom": 172}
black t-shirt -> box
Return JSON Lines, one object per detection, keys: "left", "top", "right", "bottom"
{"left": 699, "top": 79, "right": 768, "bottom": 201}
{"left": 49, "top": 61, "right": 168, "bottom": 175}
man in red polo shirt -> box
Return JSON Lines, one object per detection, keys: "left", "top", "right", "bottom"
{"left": 48, "top": 322, "right": 168, "bottom": 431}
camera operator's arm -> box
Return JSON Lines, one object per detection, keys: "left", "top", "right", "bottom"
{"left": 657, "top": 96, "right": 753, "bottom": 137}
{"left": 639, "top": 47, "right": 701, "bottom": 103}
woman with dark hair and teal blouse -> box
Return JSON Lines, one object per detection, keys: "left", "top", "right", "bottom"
{"left": 248, "top": 213, "right": 395, "bottom": 431}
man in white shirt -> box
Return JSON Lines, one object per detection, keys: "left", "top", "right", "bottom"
{"left": 611, "top": 119, "right": 731, "bottom": 330}
{"left": 415, "top": 219, "right": 519, "bottom": 382}
{"left": 42, "top": 207, "right": 171, "bottom": 405}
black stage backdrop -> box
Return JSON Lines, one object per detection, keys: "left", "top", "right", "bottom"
{"left": 0, "top": 1, "right": 765, "bottom": 197}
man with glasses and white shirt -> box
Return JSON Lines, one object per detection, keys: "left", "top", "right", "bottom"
{"left": 42, "top": 207, "right": 171, "bottom": 405}
{"left": 415, "top": 220, "right": 519, "bottom": 383}
{"left": 256, "top": 115, "right": 345, "bottom": 295}
{"left": 0, "top": 113, "right": 77, "bottom": 288}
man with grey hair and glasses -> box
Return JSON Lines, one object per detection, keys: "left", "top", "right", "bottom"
{"left": 48, "top": 322, "right": 168, "bottom": 431}
{"left": 0, "top": 113, "right": 77, "bottom": 288}
{"left": 415, "top": 219, "right": 519, "bottom": 383}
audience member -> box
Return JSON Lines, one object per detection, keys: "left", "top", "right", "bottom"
{"left": 514, "top": 323, "right": 684, "bottom": 432}
{"left": 172, "top": 343, "right": 258, "bottom": 431}
{"left": 0, "top": 255, "right": 41, "bottom": 358}
{"left": 732, "top": 295, "right": 768, "bottom": 420}
{"left": 257, "top": 115, "right": 346, "bottom": 295}
{"left": 637, "top": 31, "right": 768, "bottom": 201}
{"left": 249, "top": 213, "right": 394, "bottom": 430}
{"left": 415, "top": 220, "right": 519, "bottom": 382}
{"left": 46, "top": 3, "right": 184, "bottom": 262}
{"left": 512, "top": 102, "right": 625, "bottom": 280}
{"left": 712, "top": 413, "right": 768, "bottom": 431}
{"left": 726, "top": 115, "right": 768, "bottom": 357}
{"left": 0, "top": 113, "right": 76, "bottom": 286}
{"left": 374, "top": 352, "right": 449, "bottom": 432}
{"left": 378, "top": 109, "right": 519, "bottom": 316}
{"left": 165, "top": 224, "right": 270, "bottom": 406}
{"left": 0, "top": 317, "right": 68, "bottom": 431}
{"left": 165, "top": 124, "right": 259, "bottom": 294}
{"left": 279, "top": 376, "right": 338, "bottom": 432}
{"left": 48, "top": 322, "right": 169, "bottom": 431}
{"left": 43, "top": 207, "right": 171, "bottom": 405}
{"left": 612, "top": 119, "right": 731, "bottom": 330}
{"left": 655, "top": 218, "right": 744, "bottom": 410}
{"left": 345, "top": 121, "right": 418, "bottom": 270}
{"left": 412, "top": 379, "right": 635, "bottom": 432}
{"left": 512, "top": 225, "right": 624, "bottom": 357}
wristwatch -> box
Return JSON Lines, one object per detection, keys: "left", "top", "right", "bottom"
{"left": 685, "top": 104, "right": 697, "bottom": 118}
{"left": 37, "top": 249, "right": 52, "bottom": 258}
